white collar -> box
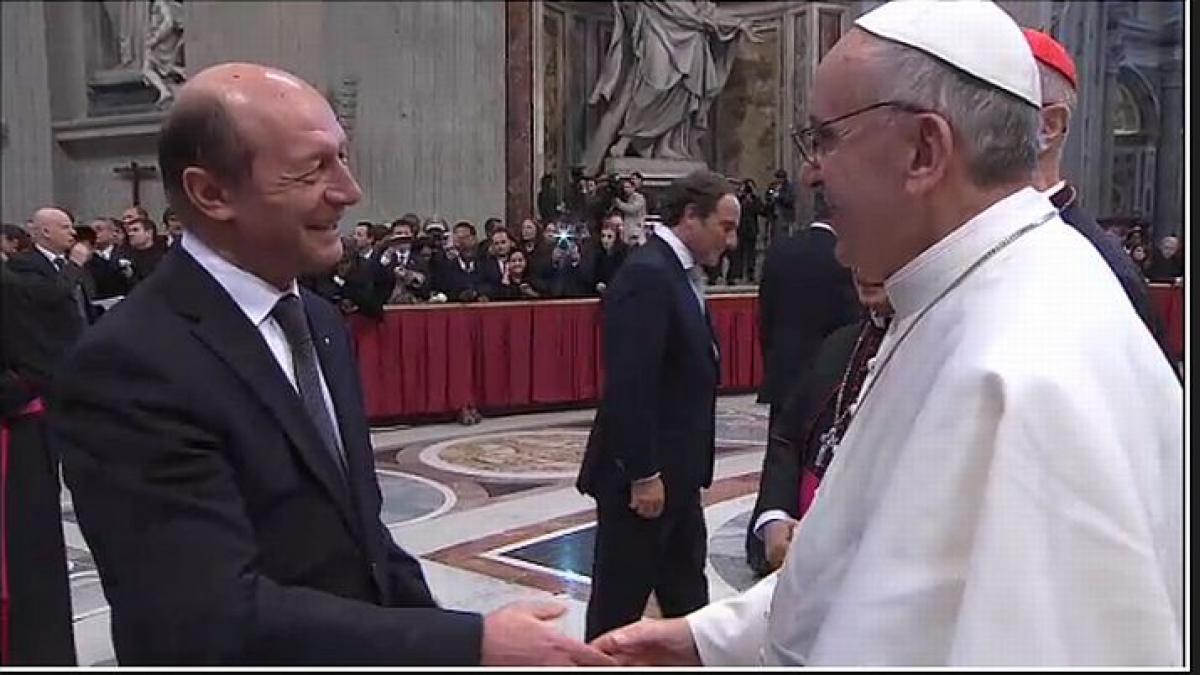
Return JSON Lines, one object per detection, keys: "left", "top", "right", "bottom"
{"left": 885, "top": 187, "right": 1057, "bottom": 320}
{"left": 1042, "top": 180, "right": 1067, "bottom": 197}
{"left": 656, "top": 225, "right": 697, "bottom": 272}
{"left": 35, "top": 243, "right": 64, "bottom": 265}
{"left": 96, "top": 245, "right": 115, "bottom": 259}
{"left": 809, "top": 221, "right": 835, "bottom": 233}
{"left": 182, "top": 232, "right": 299, "bottom": 328}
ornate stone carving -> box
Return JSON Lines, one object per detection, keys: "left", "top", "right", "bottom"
{"left": 581, "top": 0, "right": 759, "bottom": 175}
{"left": 142, "top": 0, "right": 186, "bottom": 107}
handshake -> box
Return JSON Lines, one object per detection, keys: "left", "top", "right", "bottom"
{"left": 484, "top": 601, "right": 700, "bottom": 666}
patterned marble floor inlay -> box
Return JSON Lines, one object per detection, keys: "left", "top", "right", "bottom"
{"left": 714, "top": 404, "right": 771, "bottom": 446}
{"left": 419, "top": 430, "right": 590, "bottom": 480}
{"left": 376, "top": 470, "right": 455, "bottom": 526}
{"left": 708, "top": 509, "right": 761, "bottom": 593}
{"left": 494, "top": 524, "right": 597, "bottom": 581}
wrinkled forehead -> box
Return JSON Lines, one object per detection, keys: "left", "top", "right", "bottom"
{"left": 811, "top": 29, "right": 885, "bottom": 118}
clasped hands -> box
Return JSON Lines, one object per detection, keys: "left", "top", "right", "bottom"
{"left": 483, "top": 602, "right": 700, "bottom": 667}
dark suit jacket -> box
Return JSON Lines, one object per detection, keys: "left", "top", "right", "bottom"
{"left": 757, "top": 227, "right": 858, "bottom": 405}
{"left": 50, "top": 249, "right": 481, "bottom": 665}
{"left": 751, "top": 321, "right": 861, "bottom": 527}
{"left": 116, "top": 243, "right": 166, "bottom": 286}
{"left": 430, "top": 252, "right": 483, "bottom": 301}
{"left": 474, "top": 255, "right": 507, "bottom": 298}
{"left": 577, "top": 235, "right": 719, "bottom": 506}
{"left": 1054, "top": 185, "right": 1172, "bottom": 366}
{"left": 1, "top": 250, "right": 87, "bottom": 395}
{"left": 86, "top": 251, "right": 131, "bottom": 300}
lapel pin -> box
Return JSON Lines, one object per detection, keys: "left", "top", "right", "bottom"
{"left": 322, "top": 337, "right": 332, "bottom": 346}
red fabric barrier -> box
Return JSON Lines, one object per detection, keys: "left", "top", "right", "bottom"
{"left": 1148, "top": 284, "right": 1185, "bottom": 362}
{"left": 350, "top": 295, "right": 762, "bottom": 423}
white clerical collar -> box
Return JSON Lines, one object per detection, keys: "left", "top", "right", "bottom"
{"left": 182, "top": 232, "right": 299, "bottom": 329}
{"left": 810, "top": 221, "right": 835, "bottom": 233}
{"left": 35, "top": 243, "right": 63, "bottom": 265}
{"left": 1042, "top": 180, "right": 1067, "bottom": 197}
{"left": 886, "top": 187, "right": 1057, "bottom": 320}
{"left": 656, "top": 225, "right": 697, "bottom": 272}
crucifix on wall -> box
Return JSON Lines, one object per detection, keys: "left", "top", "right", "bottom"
{"left": 113, "top": 159, "right": 158, "bottom": 206}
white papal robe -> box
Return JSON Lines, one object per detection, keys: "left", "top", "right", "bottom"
{"left": 688, "top": 187, "right": 1183, "bottom": 666}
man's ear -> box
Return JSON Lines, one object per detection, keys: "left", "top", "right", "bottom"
{"left": 1039, "top": 103, "right": 1072, "bottom": 152}
{"left": 181, "top": 167, "right": 238, "bottom": 222}
{"left": 906, "top": 113, "right": 953, "bottom": 195}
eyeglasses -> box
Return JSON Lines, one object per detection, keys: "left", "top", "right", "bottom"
{"left": 792, "top": 100, "right": 932, "bottom": 166}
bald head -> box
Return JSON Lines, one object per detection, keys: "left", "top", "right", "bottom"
{"left": 157, "top": 61, "right": 360, "bottom": 290}
{"left": 31, "top": 207, "right": 76, "bottom": 255}
{"left": 158, "top": 62, "right": 334, "bottom": 218}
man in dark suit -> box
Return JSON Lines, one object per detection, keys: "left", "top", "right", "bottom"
{"left": 431, "top": 222, "right": 486, "bottom": 302}
{"left": 747, "top": 200, "right": 858, "bottom": 571}
{"left": 756, "top": 204, "right": 857, "bottom": 419}
{"left": 747, "top": 273, "right": 891, "bottom": 576}
{"left": 475, "top": 227, "right": 513, "bottom": 299}
{"left": 577, "top": 170, "right": 739, "bottom": 640}
{"left": 115, "top": 217, "right": 166, "bottom": 287}
{"left": 1024, "top": 28, "right": 1172, "bottom": 368}
{"left": 48, "top": 62, "right": 611, "bottom": 667}
{"left": 83, "top": 217, "right": 131, "bottom": 300}
{"left": 0, "top": 206, "right": 85, "bottom": 665}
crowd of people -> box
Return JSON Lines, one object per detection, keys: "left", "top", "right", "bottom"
{"left": 1112, "top": 225, "right": 1185, "bottom": 283}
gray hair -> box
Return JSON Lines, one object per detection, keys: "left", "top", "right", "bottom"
{"left": 1038, "top": 65, "right": 1078, "bottom": 112}
{"left": 866, "top": 36, "right": 1039, "bottom": 187}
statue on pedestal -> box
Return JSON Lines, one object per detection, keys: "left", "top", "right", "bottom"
{"left": 582, "top": 0, "right": 759, "bottom": 176}
{"left": 143, "top": 0, "right": 186, "bottom": 106}
{"left": 97, "top": 0, "right": 185, "bottom": 109}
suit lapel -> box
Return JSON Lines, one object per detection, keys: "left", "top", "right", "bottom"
{"left": 163, "top": 250, "right": 360, "bottom": 533}
{"left": 647, "top": 237, "right": 720, "bottom": 371}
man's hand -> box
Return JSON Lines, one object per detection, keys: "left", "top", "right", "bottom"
{"left": 763, "top": 519, "right": 797, "bottom": 571}
{"left": 590, "top": 617, "right": 700, "bottom": 666}
{"left": 629, "top": 475, "right": 665, "bottom": 519}
{"left": 68, "top": 244, "right": 93, "bottom": 266}
{"left": 481, "top": 601, "right": 616, "bottom": 666}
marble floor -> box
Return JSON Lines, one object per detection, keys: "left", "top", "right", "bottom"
{"left": 64, "top": 394, "right": 769, "bottom": 665}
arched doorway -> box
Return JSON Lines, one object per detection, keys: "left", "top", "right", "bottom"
{"left": 1108, "top": 68, "right": 1159, "bottom": 227}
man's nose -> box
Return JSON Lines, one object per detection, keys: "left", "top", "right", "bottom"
{"left": 327, "top": 164, "right": 363, "bottom": 206}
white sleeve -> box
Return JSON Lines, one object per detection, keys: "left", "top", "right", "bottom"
{"left": 686, "top": 572, "right": 777, "bottom": 666}
{"left": 752, "top": 510, "right": 793, "bottom": 539}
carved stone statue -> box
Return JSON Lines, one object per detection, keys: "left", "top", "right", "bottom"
{"left": 102, "top": 0, "right": 149, "bottom": 70}
{"left": 582, "top": 0, "right": 758, "bottom": 175}
{"left": 142, "top": 0, "right": 185, "bottom": 106}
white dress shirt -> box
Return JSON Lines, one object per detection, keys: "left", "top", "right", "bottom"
{"left": 655, "top": 225, "right": 706, "bottom": 314}
{"left": 182, "top": 233, "right": 345, "bottom": 453}
{"left": 35, "top": 243, "right": 64, "bottom": 267}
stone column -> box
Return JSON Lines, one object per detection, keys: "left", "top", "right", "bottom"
{"left": 506, "top": 0, "right": 536, "bottom": 226}
{"left": 2, "top": 1, "right": 54, "bottom": 222}
{"left": 1153, "top": 57, "right": 1183, "bottom": 237}
{"left": 1057, "top": 1, "right": 1108, "bottom": 214}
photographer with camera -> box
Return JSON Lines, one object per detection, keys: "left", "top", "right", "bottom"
{"left": 764, "top": 168, "right": 796, "bottom": 243}
{"left": 376, "top": 219, "right": 430, "bottom": 305}
{"left": 535, "top": 224, "right": 589, "bottom": 298}
{"left": 613, "top": 176, "right": 647, "bottom": 246}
